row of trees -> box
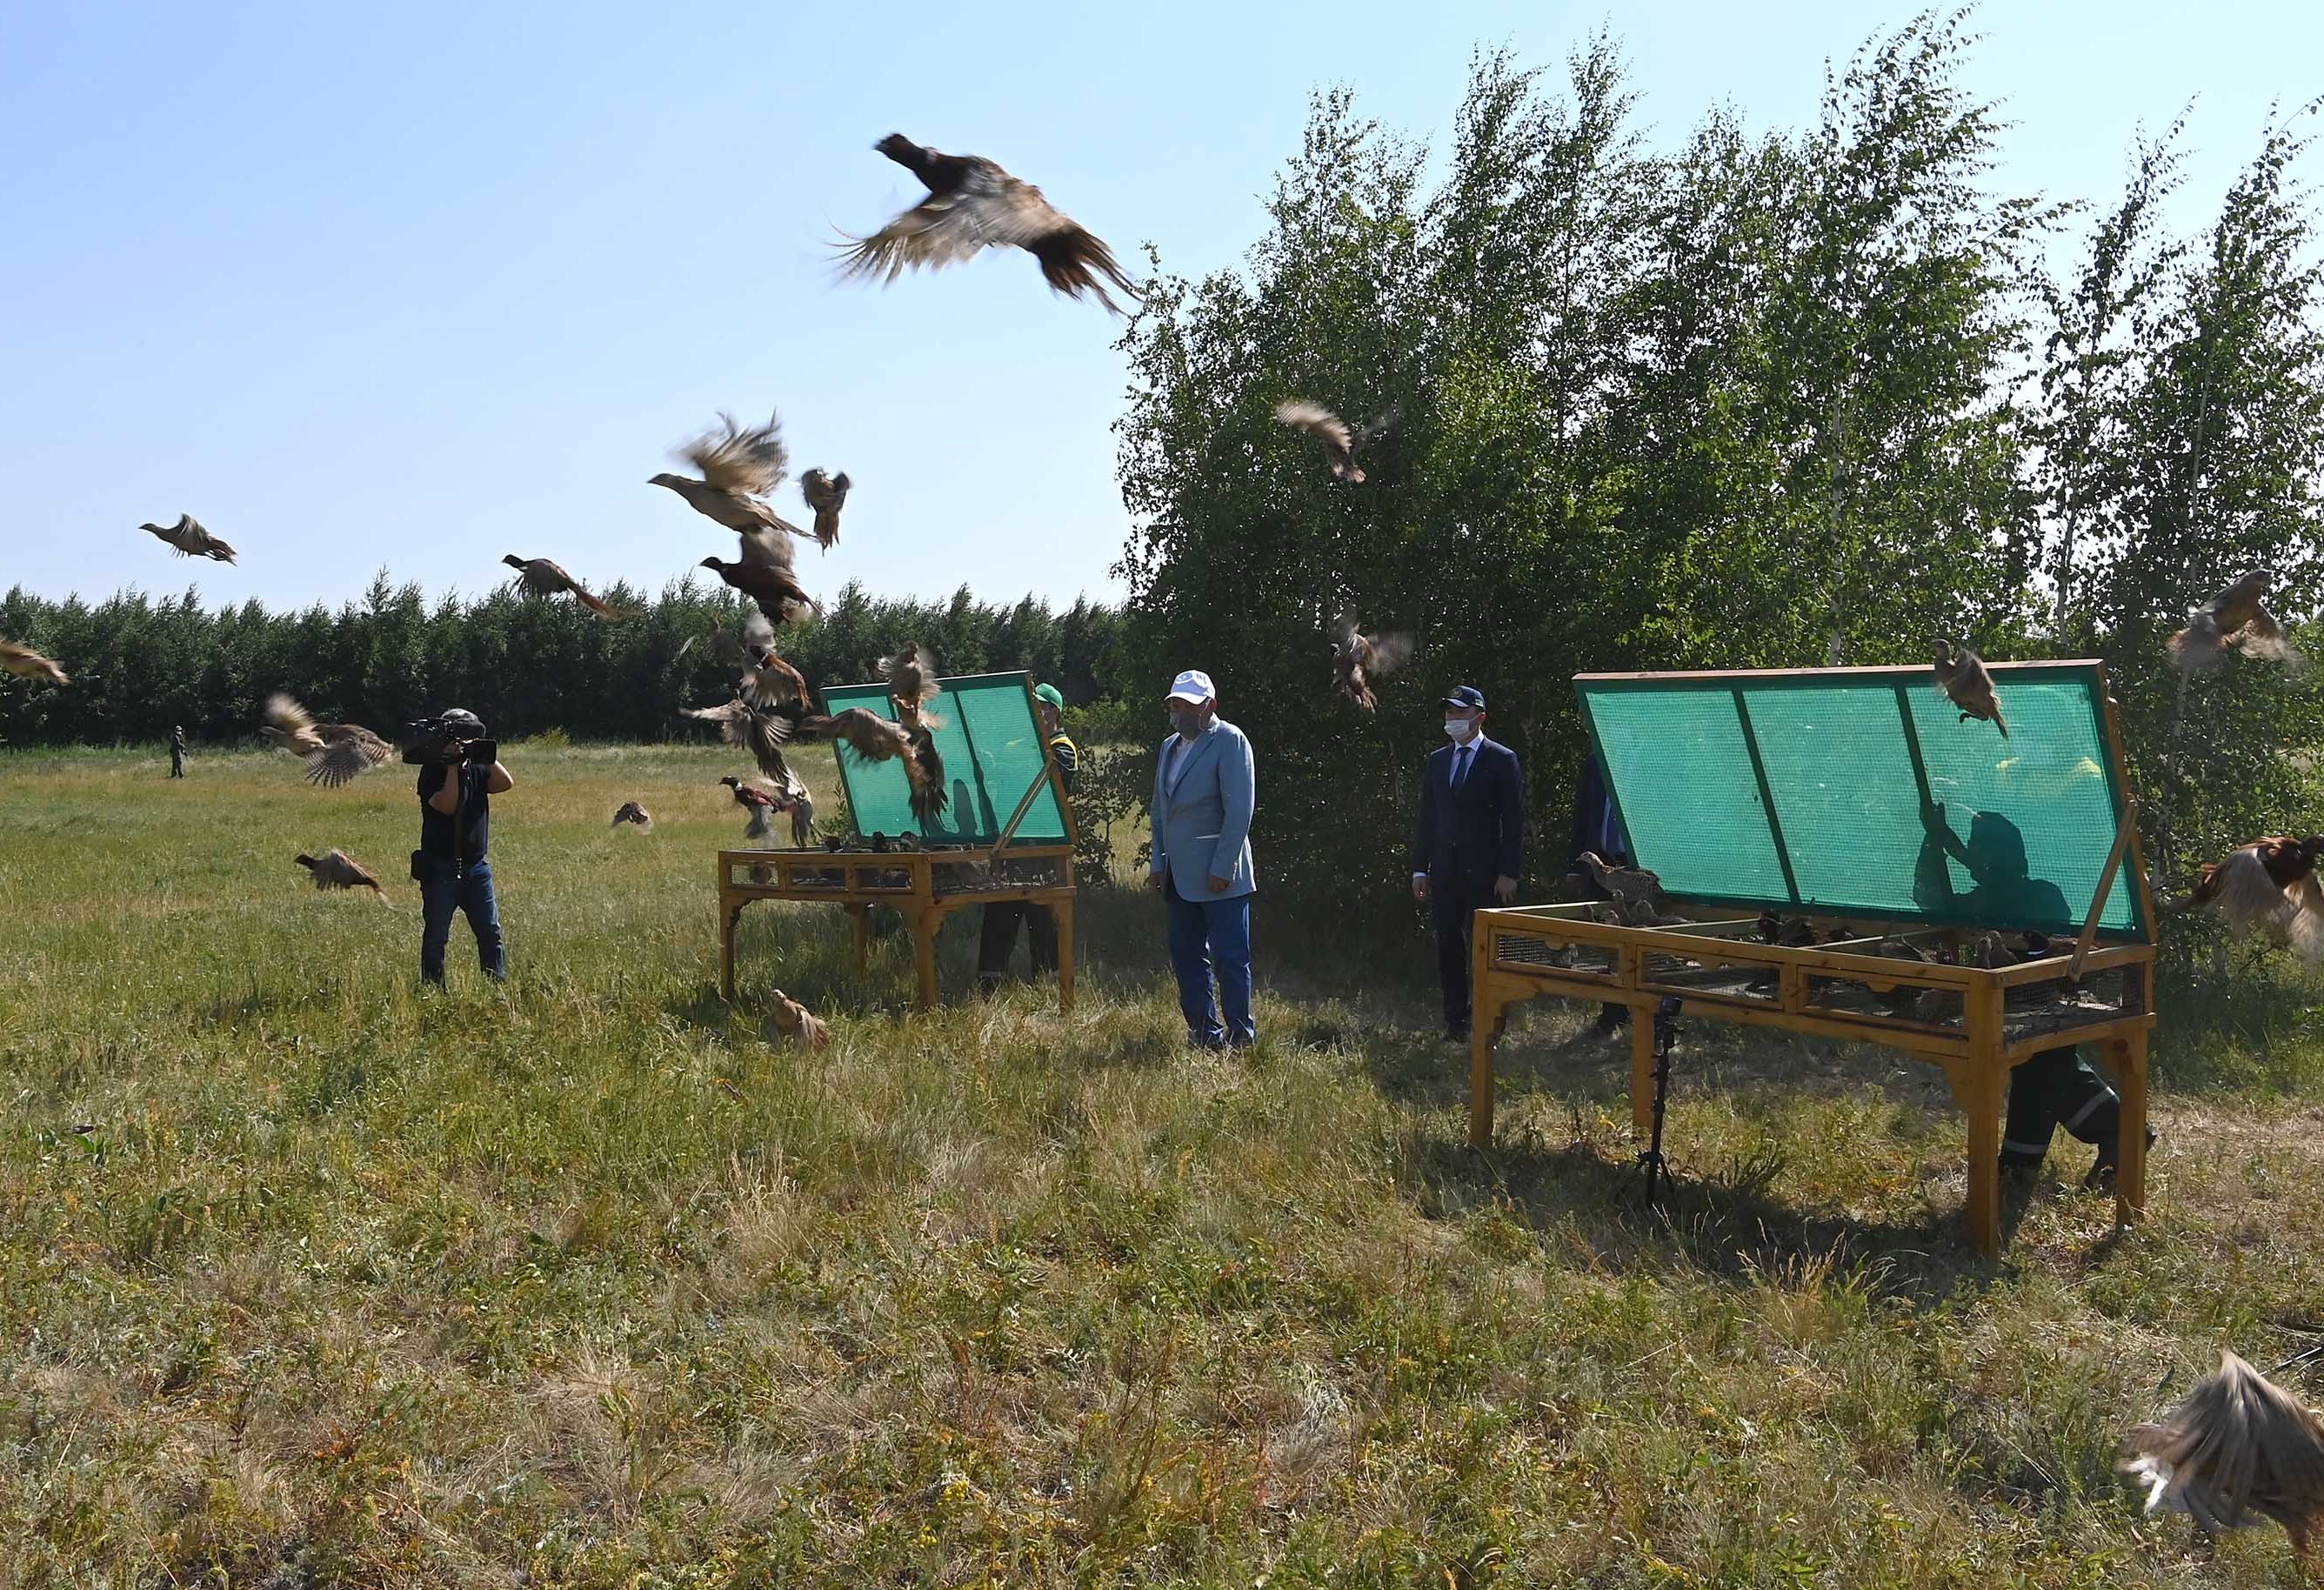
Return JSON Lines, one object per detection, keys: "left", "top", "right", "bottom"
{"left": 1115, "top": 13, "right": 2324, "bottom": 905}
{"left": 0, "top": 577, "right": 1124, "bottom": 747}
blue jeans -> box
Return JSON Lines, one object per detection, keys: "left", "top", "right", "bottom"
{"left": 420, "top": 856, "right": 504, "bottom": 985}
{"left": 1165, "top": 891, "right": 1253, "bottom": 1048}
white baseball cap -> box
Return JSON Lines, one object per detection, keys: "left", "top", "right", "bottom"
{"left": 1165, "top": 668, "right": 1215, "bottom": 704}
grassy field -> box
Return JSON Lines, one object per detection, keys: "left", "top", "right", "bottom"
{"left": 5, "top": 743, "right": 2324, "bottom": 1586}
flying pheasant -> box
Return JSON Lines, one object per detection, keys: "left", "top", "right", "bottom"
{"left": 1275, "top": 402, "right": 1399, "bottom": 484}
{"left": 141, "top": 514, "right": 236, "bottom": 562}
{"left": 701, "top": 526, "right": 819, "bottom": 625}
{"left": 2123, "top": 1350, "right": 2324, "bottom": 1555}
{"left": 262, "top": 694, "right": 393, "bottom": 787}
{"left": 650, "top": 411, "right": 814, "bottom": 539}
{"left": 719, "top": 773, "right": 811, "bottom": 845}
{"left": 800, "top": 469, "right": 850, "bottom": 550}
{"left": 685, "top": 697, "right": 795, "bottom": 784}
{"left": 798, "top": 706, "right": 942, "bottom": 820}
{"left": 294, "top": 849, "right": 389, "bottom": 899}
{"left": 2169, "top": 570, "right": 2296, "bottom": 674}
{"left": 2176, "top": 835, "right": 2324, "bottom": 960}
{"left": 904, "top": 718, "right": 949, "bottom": 823}
{"left": 1933, "top": 641, "right": 2007, "bottom": 737}
{"left": 502, "top": 554, "right": 618, "bottom": 617}
{"left": 841, "top": 133, "right": 1139, "bottom": 313}
{"left": 878, "top": 643, "right": 941, "bottom": 712}
{"left": 0, "top": 640, "right": 68, "bottom": 685}
{"left": 1331, "top": 614, "right": 1412, "bottom": 710}
{"left": 611, "top": 801, "right": 653, "bottom": 832}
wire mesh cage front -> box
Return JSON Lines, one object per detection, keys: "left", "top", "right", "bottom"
{"left": 1576, "top": 664, "right": 2148, "bottom": 940}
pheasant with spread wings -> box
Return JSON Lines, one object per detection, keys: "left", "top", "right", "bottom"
{"left": 840, "top": 134, "right": 1139, "bottom": 314}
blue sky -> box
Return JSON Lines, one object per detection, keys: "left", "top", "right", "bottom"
{"left": 3, "top": 1, "right": 2317, "bottom": 616}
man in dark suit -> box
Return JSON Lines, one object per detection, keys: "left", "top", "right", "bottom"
{"left": 1410, "top": 685, "right": 1526, "bottom": 1040}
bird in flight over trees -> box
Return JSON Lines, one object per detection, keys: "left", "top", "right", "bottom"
{"left": 142, "top": 514, "right": 236, "bottom": 563}
{"left": 840, "top": 134, "right": 1139, "bottom": 314}
{"left": 1331, "top": 614, "right": 1411, "bottom": 711}
{"left": 2169, "top": 570, "right": 2295, "bottom": 675}
{"left": 502, "top": 554, "right": 620, "bottom": 618}
{"left": 1275, "top": 402, "right": 1399, "bottom": 484}
{"left": 800, "top": 469, "right": 850, "bottom": 551}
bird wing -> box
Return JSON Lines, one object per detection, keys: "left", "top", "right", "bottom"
{"left": 0, "top": 640, "right": 69, "bottom": 684}
{"left": 801, "top": 469, "right": 842, "bottom": 512}
{"left": 741, "top": 654, "right": 808, "bottom": 711}
{"left": 329, "top": 850, "right": 383, "bottom": 890}
{"left": 304, "top": 726, "right": 390, "bottom": 787}
{"left": 2206, "top": 571, "right": 2274, "bottom": 631}
{"left": 688, "top": 699, "right": 792, "bottom": 776}
{"left": 1365, "top": 632, "right": 1415, "bottom": 675}
{"left": 1351, "top": 405, "right": 1404, "bottom": 451}
{"left": 1275, "top": 401, "right": 1352, "bottom": 451}
{"left": 683, "top": 411, "right": 789, "bottom": 498}
{"left": 736, "top": 524, "right": 802, "bottom": 572}
{"left": 840, "top": 158, "right": 1072, "bottom": 277}
{"left": 805, "top": 708, "right": 907, "bottom": 762}
{"left": 263, "top": 692, "right": 324, "bottom": 753}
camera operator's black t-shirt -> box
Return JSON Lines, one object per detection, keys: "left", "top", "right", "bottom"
{"left": 417, "top": 764, "right": 491, "bottom": 863}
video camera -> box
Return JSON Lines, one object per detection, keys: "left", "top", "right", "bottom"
{"left": 400, "top": 713, "right": 498, "bottom": 767}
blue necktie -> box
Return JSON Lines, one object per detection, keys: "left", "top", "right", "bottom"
{"left": 1452, "top": 744, "right": 1472, "bottom": 791}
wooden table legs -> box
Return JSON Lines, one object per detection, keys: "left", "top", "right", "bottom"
{"left": 1628, "top": 1004, "right": 1657, "bottom": 1140}
{"left": 2107, "top": 1030, "right": 2150, "bottom": 1229}
{"left": 1953, "top": 1063, "right": 2005, "bottom": 1259}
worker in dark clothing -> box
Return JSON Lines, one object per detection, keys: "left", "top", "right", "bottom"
{"left": 977, "top": 683, "right": 1077, "bottom": 991}
{"left": 1563, "top": 746, "right": 1629, "bottom": 1034}
{"left": 1919, "top": 805, "right": 2147, "bottom": 1188}
{"left": 168, "top": 725, "right": 186, "bottom": 778}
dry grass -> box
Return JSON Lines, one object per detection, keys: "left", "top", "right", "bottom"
{"left": 3, "top": 743, "right": 2324, "bottom": 1586}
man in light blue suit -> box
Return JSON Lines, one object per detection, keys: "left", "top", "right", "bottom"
{"left": 1147, "top": 669, "right": 1258, "bottom": 1048}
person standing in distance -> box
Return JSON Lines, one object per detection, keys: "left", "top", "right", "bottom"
{"left": 1410, "top": 685, "right": 1525, "bottom": 1041}
{"left": 978, "top": 681, "right": 1078, "bottom": 991}
{"left": 1147, "top": 670, "right": 1258, "bottom": 1049}
{"left": 168, "top": 724, "right": 187, "bottom": 779}
{"left": 416, "top": 708, "right": 514, "bottom": 986}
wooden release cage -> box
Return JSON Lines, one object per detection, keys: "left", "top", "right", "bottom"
{"left": 718, "top": 671, "right": 1079, "bottom": 1012}
{"left": 1469, "top": 662, "right": 2157, "bottom": 1256}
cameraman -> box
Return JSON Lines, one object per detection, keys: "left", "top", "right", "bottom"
{"left": 413, "top": 708, "right": 513, "bottom": 986}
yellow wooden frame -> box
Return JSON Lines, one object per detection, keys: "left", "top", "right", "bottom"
{"left": 718, "top": 845, "right": 1076, "bottom": 1012}
{"left": 1466, "top": 903, "right": 2153, "bottom": 1254}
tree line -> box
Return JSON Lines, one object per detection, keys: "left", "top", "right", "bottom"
{"left": 0, "top": 576, "right": 1123, "bottom": 748}
{"left": 1114, "top": 14, "right": 2324, "bottom": 908}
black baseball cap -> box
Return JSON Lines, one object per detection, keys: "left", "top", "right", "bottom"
{"left": 1441, "top": 685, "right": 1486, "bottom": 711}
{"left": 440, "top": 708, "right": 487, "bottom": 736}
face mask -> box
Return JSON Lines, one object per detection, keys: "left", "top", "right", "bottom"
{"left": 1444, "top": 718, "right": 1476, "bottom": 742}
{"left": 1170, "top": 707, "right": 1205, "bottom": 739}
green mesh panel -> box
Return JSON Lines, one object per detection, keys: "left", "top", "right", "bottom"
{"left": 819, "top": 671, "right": 1068, "bottom": 845}
{"left": 1575, "top": 664, "right": 2146, "bottom": 939}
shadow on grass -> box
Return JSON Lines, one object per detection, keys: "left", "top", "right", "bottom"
{"left": 1398, "top": 1120, "right": 2036, "bottom": 1302}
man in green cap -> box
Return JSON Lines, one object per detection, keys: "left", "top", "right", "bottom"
{"left": 978, "top": 681, "right": 1078, "bottom": 991}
